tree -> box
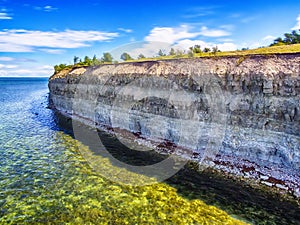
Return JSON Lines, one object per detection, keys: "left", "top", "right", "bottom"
{"left": 212, "top": 46, "right": 219, "bottom": 55}
{"left": 54, "top": 63, "right": 70, "bottom": 73}
{"left": 73, "top": 56, "right": 80, "bottom": 65}
{"left": 284, "top": 33, "right": 293, "bottom": 44}
{"left": 92, "top": 55, "right": 101, "bottom": 66}
{"left": 158, "top": 49, "right": 166, "bottom": 57}
{"left": 270, "top": 30, "right": 300, "bottom": 46}
{"left": 188, "top": 50, "right": 194, "bottom": 58}
{"left": 291, "top": 30, "right": 300, "bottom": 43}
{"left": 175, "top": 49, "right": 184, "bottom": 57}
{"left": 138, "top": 54, "right": 146, "bottom": 59}
{"left": 169, "top": 48, "right": 176, "bottom": 56}
{"left": 101, "top": 52, "right": 113, "bottom": 63}
{"left": 270, "top": 37, "right": 284, "bottom": 46}
{"left": 203, "top": 47, "right": 211, "bottom": 53}
{"left": 84, "top": 56, "right": 92, "bottom": 65}
{"left": 189, "top": 45, "right": 202, "bottom": 54}
{"left": 120, "top": 52, "right": 133, "bottom": 61}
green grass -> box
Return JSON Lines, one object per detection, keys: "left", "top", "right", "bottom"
{"left": 0, "top": 132, "right": 248, "bottom": 225}
{"left": 210, "top": 43, "right": 300, "bottom": 56}
{"left": 53, "top": 44, "right": 300, "bottom": 75}
{"left": 121, "top": 43, "right": 300, "bottom": 63}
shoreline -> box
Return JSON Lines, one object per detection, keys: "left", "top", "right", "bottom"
{"left": 51, "top": 106, "right": 300, "bottom": 202}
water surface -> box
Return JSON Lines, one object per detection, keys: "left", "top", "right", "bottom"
{"left": 0, "top": 77, "right": 298, "bottom": 224}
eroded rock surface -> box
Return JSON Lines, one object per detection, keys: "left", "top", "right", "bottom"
{"left": 49, "top": 54, "right": 300, "bottom": 197}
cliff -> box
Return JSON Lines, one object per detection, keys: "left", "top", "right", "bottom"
{"left": 49, "top": 53, "right": 300, "bottom": 197}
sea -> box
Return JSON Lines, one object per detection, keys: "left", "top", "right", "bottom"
{"left": 0, "top": 77, "right": 299, "bottom": 224}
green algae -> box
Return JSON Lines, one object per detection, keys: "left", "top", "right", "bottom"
{"left": 0, "top": 133, "right": 248, "bottom": 225}
{"left": 1, "top": 79, "right": 299, "bottom": 225}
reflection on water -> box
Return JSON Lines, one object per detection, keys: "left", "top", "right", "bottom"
{"left": 0, "top": 78, "right": 298, "bottom": 224}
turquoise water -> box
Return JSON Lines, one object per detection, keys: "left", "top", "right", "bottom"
{"left": 0, "top": 78, "right": 298, "bottom": 224}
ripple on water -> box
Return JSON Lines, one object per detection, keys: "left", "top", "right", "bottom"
{"left": 0, "top": 78, "right": 298, "bottom": 224}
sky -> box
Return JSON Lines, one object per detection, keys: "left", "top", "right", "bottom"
{"left": 0, "top": 0, "right": 300, "bottom": 77}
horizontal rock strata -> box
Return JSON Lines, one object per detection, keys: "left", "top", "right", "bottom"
{"left": 49, "top": 54, "right": 300, "bottom": 197}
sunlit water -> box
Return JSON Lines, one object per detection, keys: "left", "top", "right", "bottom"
{"left": 0, "top": 78, "right": 298, "bottom": 224}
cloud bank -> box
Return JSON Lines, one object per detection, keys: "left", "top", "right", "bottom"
{"left": 0, "top": 12, "right": 12, "bottom": 20}
{"left": 0, "top": 29, "right": 119, "bottom": 52}
{"left": 292, "top": 14, "right": 300, "bottom": 30}
{"left": 141, "top": 24, "right": 235, "bottom": 55}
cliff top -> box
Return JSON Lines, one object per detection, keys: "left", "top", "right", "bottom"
{"left": 50, "top": 52, "right": 300, "bottom": 81}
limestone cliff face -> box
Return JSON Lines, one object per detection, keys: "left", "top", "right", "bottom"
{"left": 49, "top": 54, "right": 300, "bottom": 196}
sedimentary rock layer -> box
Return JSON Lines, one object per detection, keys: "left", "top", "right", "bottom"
{"left": 48, "top": 54, "right": 300, "bottom": 196}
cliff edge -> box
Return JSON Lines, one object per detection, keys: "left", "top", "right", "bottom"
{"left": 49, "top": 53, "right": 300, "bottom": 197}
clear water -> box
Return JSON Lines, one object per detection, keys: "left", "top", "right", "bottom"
{"left": 0, "top": 77, "right": 298, "bottom": 224}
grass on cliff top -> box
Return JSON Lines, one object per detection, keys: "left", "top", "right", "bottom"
{"left": 213, "top": 43, "right": 300, "bottom": 56}
{"left": 123, "top": 43, "right": 300, "bottom": 63}
{"left": 53, "top": 44, "right": 300, "bottom": 76}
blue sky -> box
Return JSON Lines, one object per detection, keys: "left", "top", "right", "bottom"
{"left": 0, "top": 0, "right": 300, "bottom": 77}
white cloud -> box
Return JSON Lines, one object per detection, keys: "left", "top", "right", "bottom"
{"left": 0, "top": 57, "right": 14, "bottom": 61}
{"left": 292, "top": 14, "right": 300, "bottom": 30}
{"left": 217, "top": 38, "right": 234, "bottom": 42}
{"left": 34, "top": 5, "right": 57, "bottom": 12}
{"left": 0, "top": 55, "right": 53, "bottom": 77}
{"left": 126, "top": 42, "right": 172, "bottom": 58}
{"left": 0, "top": 29, "right": 119, "bottom": 52}
{"left": 216, "top": 42, "right": 237, "bottom": 51}
{"left": 173, "top": 39, "right": 208, "bottom": 50}
{"left": 18, "top": 58, "right": 38, "bottom": 63}
{"left": 0, "top": 64, "right": 18, "bottom": 69}
{"left": 113, "top": 39, "right": 237, "bottom": 60}
{"left": 230, "top": 13, "right": 257, "bottom": 24}
{"left": 243, "top": 42, "right": 261, "bottom": 49}
{"left": 0, "top": 56, "right": 37, "bottom": 63}
{"left": 183, "top": 12, "right": 212, "bottom": 18}
{"left": 145, "top": 25, "right": 199, "bottom": 43}
{"left": 174, "top": 39, "right": 237, "bottom": 51}
{"left": 219, "top": 24, "right": 235, "bottom": 31}
{"left": 6, "top": 68, "right": 51, "bottom": 76}
{"left": 109, "top": 41, "right": 172, "bottom": 59}
{"left": 120, "top": 25, "right": 235, "bottom": 58}
{"left": 39, "top": 48, "right": 65, "bottom": 54}
{"left": 0, "top": 43, "right": 33, "bottom": 52}
{"left": 263, "top": 35, "right": 276, "bottom": 41}
{"left": 0, "top": 12, "right": 12, "bottom": 19}
{"left": 241, "top": 16, "right": 257, "bottom": 23}
{"left": 0, "top": 70, "right": 8, "bottom": 76}
{"left": 199, "top": 26, "right": 230, "bottom": 37}
{"left": 40, "top": 65, "right": 53, "bottom": 70}
{"left": 118, "top": 28, "right": 133, "bottom": 33}
{"left": 44, "top": 5, "right": 57, "bottom": 12}
{"left": 145, "top": 25, "right": 230, "bottom": 44}
{"left": 0, "top": 64, "right": 54, "bottom": 77}
{"left": 183, "top": 6, "right": 217, "bottom": 18}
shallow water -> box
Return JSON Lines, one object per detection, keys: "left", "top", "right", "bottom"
{"left": 0, "top": 77, "right": 298, "bottom": 224}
